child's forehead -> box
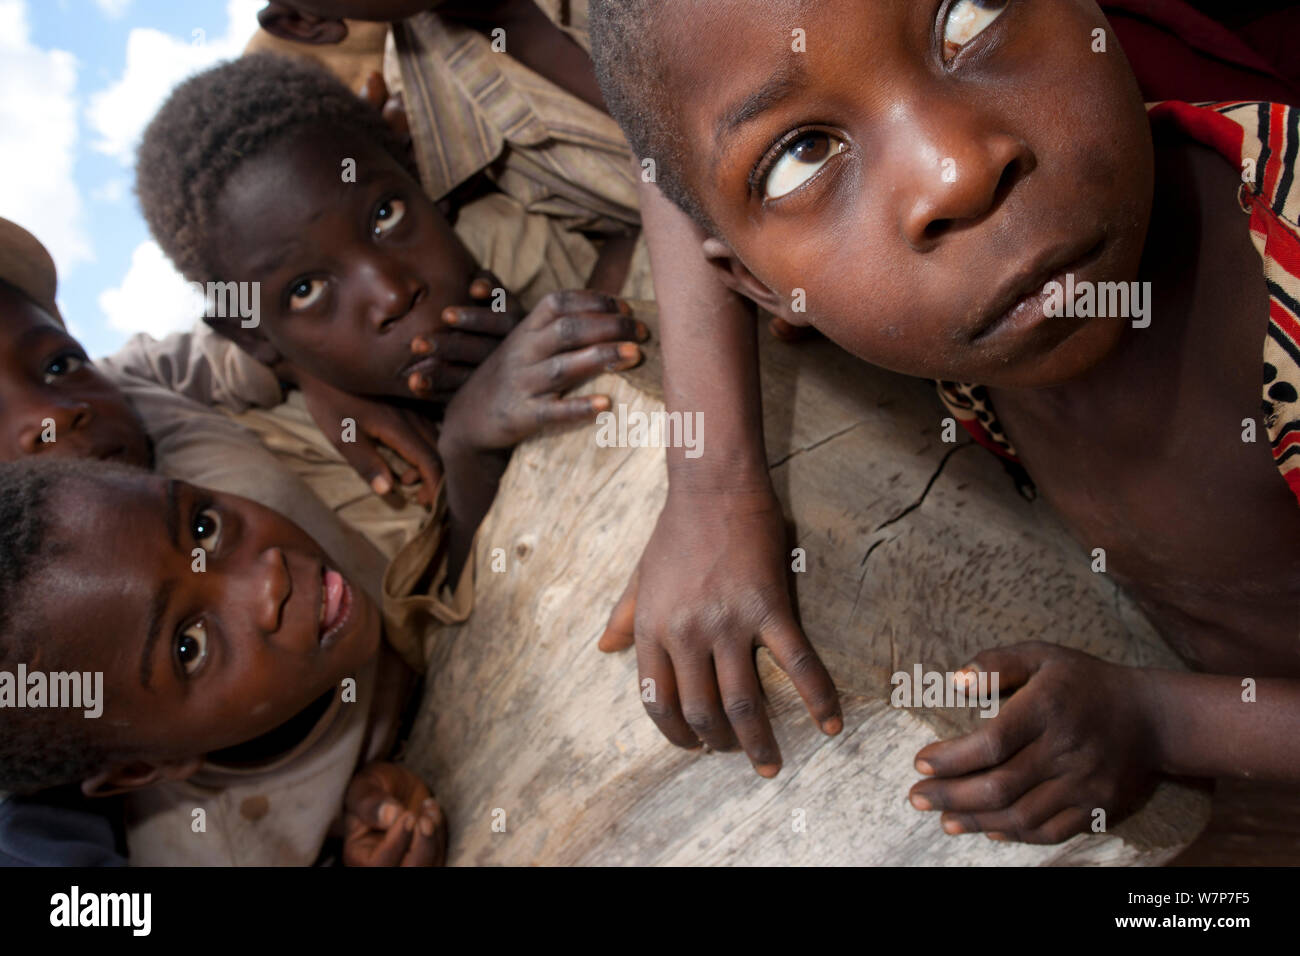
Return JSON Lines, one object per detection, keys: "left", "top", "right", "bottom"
{"left": 0, "top": 286, "right": 70, "bottom": 353}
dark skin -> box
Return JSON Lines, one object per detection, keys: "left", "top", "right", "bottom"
{"left": 206, "top": 125, "right": 645, "bottom": 494}
{"left": 0, "top": 286, "right": 151, "bottom": 467}
{"left": 631, "top": 0, "right": 1300, "bottom": 840}
{"left": 261, "top": 1, "right": 639, "bottom": 291}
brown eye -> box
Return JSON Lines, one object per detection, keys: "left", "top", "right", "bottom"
{"left": 43, "top": 352, "right": 87, "bottom": 384}
{"left": 942, "top": 0, "right": 1009, "bottom": 61}
{"left": 175, "top": 621, "right": 209, "bottom": 676}
{"left": 373, "top": 198, "right": 406, "bottom": 236}
{"left": 288, "top": 279, "right": 326, "bottom": 312}
{"left": 763, "top": 131, "right": 848, "bottom": 200}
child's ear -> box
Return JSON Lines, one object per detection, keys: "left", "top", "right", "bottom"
{"left": 257, "top": 2, "right": 349, "bottom": 45}
{"left": 700, "top": 237, "right": 804, "bottom": 323}
{"left": 81, "top": 757, "right": 204, "bottom": 798}
{"left": 204, "top": 317, "right": 284, "bottom": 370}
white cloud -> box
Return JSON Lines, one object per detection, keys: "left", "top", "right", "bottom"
{"left": 90, "top": 178, "right": 127, "bottom": 203}
{"left": 92, "top": 0, "right": 132, "bottom": 19}
{"left": 0, "top": 0, "right": 92, "bottom": 274}
{"left": 86, "top": 0, "right": 263, "bottom": 165}
{"left": 99, "top": 240, "right": 204, "bottom": 339}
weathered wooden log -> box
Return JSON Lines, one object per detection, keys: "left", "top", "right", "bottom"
{"left": 406, "top": 310, "right": 1210, "bottom": 865}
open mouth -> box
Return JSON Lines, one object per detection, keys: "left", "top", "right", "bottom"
{"left": 318, "top": 566, "right": 352, "bottom": 647}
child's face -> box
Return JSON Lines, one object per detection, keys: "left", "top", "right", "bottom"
{"left": 38, "top": 470, "right": 381, "bottom": 769}
{"left": 668, "top": 0, "right": 1153, "bottom": 388}
{"left": 209, "top": 126, "right": 479, "bottom": 399}
{"left": 0, "top": 285, "right": 151, "bottom": 466}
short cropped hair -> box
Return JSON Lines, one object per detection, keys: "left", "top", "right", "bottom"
{"left": 136, "top": 53, "right": 416, "bottom": 285}
{"left": 590, "top": 0, "right": 717, "bottom": 231}
{"left": 0, "top": 459, "right": 138, "bottom": 793}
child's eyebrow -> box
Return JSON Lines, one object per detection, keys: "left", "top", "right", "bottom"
{"left": 139, "top": 479, "right": 184, "bottom": 689}
{"left": 713, "top": 61, "right": 806, "bottom": 153}
{"left": 140, "top": 580, "right": 176, "bottom": 689}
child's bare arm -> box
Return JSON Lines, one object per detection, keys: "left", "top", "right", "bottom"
{"left": 907, "top": 642, "right": 1300, "bottom": 844}
{"left": 598, "top": 180, "right": 841, "bottom": 776}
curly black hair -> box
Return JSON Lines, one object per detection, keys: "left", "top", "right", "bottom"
{"left": 590, "top": 0, "right": 718, "bottom": 232}
{"left": 0, "top": 459, "right": 138, "bottom": 794}
{"left": 136, "top": 52, "right": 416, "bottom": 285}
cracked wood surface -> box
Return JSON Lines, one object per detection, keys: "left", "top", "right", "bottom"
{"left": 405, "top": 308, "right": 1210, "bottom": 865}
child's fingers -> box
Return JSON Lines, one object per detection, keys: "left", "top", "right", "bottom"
{"left": 909, "top": 739, "right": 1043, "bottom": 814}
{"left": 382, "top": 92, "right": 409, "bottom": 138}
{"left": 366, "top": 419, "right": 443, "bottom": 495}
{"left": 418, "top": 329, "right": 502, "bottom": 366}
{"left": 523, "top": 290, "right": 633, "bottom": 331}
{"left": 674, "top": 653, "right": 741, "bottom": 753}
{"left": 529, "top": 342, "right": 642, "bottom": 395}
{"left": 913, "top": 700, "right": 1039, "bottom": 778}
{"left": 332, "top": 432, "right": 398, "bottom": 497}
{"left": 407, "top": 363, "right": 473, "bottom": 400}
{"left": 960, "top": 642, "right": 1052, "bottom": 694}
{"left": 760, "top": 621, "right": 843, "bottom": 737}
{"left": 530, "top": 394, "right": 611, "bottom": 427}
{"left": 714, "top": 647, "right": 783, "bottom": 776}
{"left": 937, "top": 776, "right": 1079, "bottom": 843}
{"left": 443, "top": 306, "right": 520, "bottom": 338}
{"left": 344, "top": 773, "right": 404, "bottom": 830}
{"left": 357, "top": 70, "right": 386, "bottom": 110}
{"left": 366, "top": 813, "right": 418, "bottom": 867}
{"left": 597, "top": 569, "right": 638, "bottom": 652}
{"left": 401, "top": 801, "right": 447, "bottom": 867}
{"left": 542, "top": 311, "right": 649, "bottom": 354}
{"left": 633, "top": 640, "right": 701, "bottom": 750}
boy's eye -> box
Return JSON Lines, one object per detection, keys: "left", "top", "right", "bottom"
{"left": 942, "top": 0, "right": 1009, "bottom": 61}
{"left": 192, "top": 507, "right": 222, "bottom": 552}
{"left": 288, "top": 279, "right": 327, "bottom": 312}
{"left": 43, "top": 352, "right": 86, "bottom": 384}
{"left": 175, "top": 620, "right": 209, "bottom": 677}
{"left": 763, "top": 132, "right": 848, "bottom": 201}
{"left": 373, "top": 199, "right": 406, "bottom": 236}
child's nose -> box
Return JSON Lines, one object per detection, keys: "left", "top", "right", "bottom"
{"left": 896, "top": 122, "right": 1033, "bottom": 250}
{"left": 362, "top": 257, "right": 424, "bottom": 332}
{"left": 250, "top": 546, "right": 292, "bottom": 636}
{"left": 16, "top": 399, "right": 92, "bottom": 454}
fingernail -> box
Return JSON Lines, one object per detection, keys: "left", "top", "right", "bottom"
{"left": 942, "top": 818, "right": 965, "bottom": 835}
{"left": 590, "top": 395, "right": 611, "bottom": 413}
{"left": 987, "top": 832, "right": 1008, "bottom": 842}
{"left": 910, "top": 793, "right": 932, "bottom": 811}
{"left": 371, "top": 474, "right": 393, "bottom": 496}
{"left": 419, "top": 816, "right": 435, "bottom": 837}
{"left": 634, "top": 321, "right": 649, "bottom": 341}
{"left": 915, "top": 759, "right": 935, "bottom": 775}
{"left": 616, "top": 298, "right": 633, "bottom": 316}
{"left": 414, "top": 336, "right": 435, "bottom": 355}
{"left": 422, "top": 798, "right": 438, "bottom": 813}
{"left": 442, "top": 308, "right": 459, "bottom": 325}
{"left": 820, "top": 716, "right": 843, "bottom": 735}
{"left": 756, "top": 763, "right": 781, "bottom": 779}
{"left": 378, "top": 801, "right": 400, "bottom": 827}
{"left": 470, "top": 279, "right": 492, "bottom": 298}
{"left": 617, "top": 343, "right": 640, "bottom": 362}
{"left": 405, "top": 815, "right": 416, "bottom": 832}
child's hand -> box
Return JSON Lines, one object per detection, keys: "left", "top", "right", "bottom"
{"left": 405, "top": 274, "right": 526, "bottom": 401}
{"left": 908, "top": 643, "right": 1160, "bottom": 844}
{"left": 342, "top": 762, "right": 446, "bottom": 867}
{"left": 296, "top": 370, "right": 443, "bottom": 507}
{"left": 358, "top": 71, "right": 410, "bottom": 151}
{"left": 438, "top": 290, "right": 647, "bottom": 454}
{"left": 598, "top": 485, "right": 842, "bottom": 776}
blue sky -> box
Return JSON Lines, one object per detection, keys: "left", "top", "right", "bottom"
{"left": 1, "top": 0, "right": 264, "bottom": 359}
